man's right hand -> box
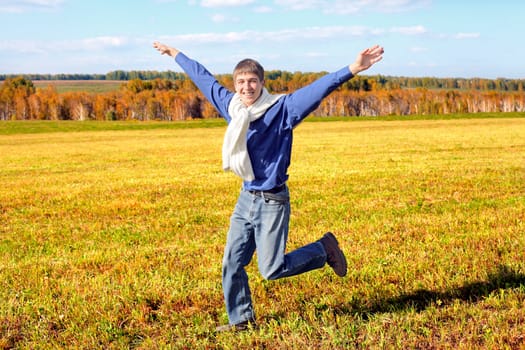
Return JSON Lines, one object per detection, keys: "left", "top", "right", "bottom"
{"left": 153, "top": 41, "right": 180, "bottom": 58}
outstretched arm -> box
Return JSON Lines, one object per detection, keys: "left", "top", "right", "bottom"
{"left": 152, "top": 41, "right": 234, "bottom": 121}
{"left": 153, "top": 41, "right": 180, "bottom": 58}
{"left": 349, "top": 45, "right": 384, "bottom": 75}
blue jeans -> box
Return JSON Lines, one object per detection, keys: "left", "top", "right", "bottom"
{"left": 222, "top": 185, "right": 328, "bottom": 324}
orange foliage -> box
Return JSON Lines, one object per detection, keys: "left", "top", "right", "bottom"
{"left": 1, "top": 76, "right": 525, "bottom": 121}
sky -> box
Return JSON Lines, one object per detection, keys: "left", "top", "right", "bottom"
{"left": 0, "top": 0, "right": 523, "bottom": 79}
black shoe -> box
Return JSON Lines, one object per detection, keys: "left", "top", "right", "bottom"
{"left": 320, "top": 232, "right": 347, "bottom": 277}
{"left": 215, "top": 319, "right": 256, "bottom": 332}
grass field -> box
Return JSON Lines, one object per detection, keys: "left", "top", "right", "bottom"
{"left": 1, "top": 115, "right": 524, "bottom": 349}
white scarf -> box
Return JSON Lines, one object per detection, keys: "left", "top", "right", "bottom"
{"left": 222, "top": 88, "right": 284, "bottom": 181}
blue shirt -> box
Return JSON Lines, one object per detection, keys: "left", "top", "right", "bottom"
{"left": 175, "top": 53, "right": 354, "bottom": 191}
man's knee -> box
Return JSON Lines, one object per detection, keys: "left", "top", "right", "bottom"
{"left": 259, "top": 265, "right": 281, "bottom": 280}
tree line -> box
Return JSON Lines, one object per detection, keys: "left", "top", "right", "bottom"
{"left": 0, "top": 71, "right": 184, "bottom": 82}
{"left": 1, "top": 74, "right": 525, "bottom": 121}
{"left": 2, "top": 71, "right": 525, "bottom": 92}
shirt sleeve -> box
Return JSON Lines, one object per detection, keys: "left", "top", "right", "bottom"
{"left": 175, "top": 53, "right": 234, "bottom": 123}
{"left": 285, "top": 66, "right": 354, "bottom": 128}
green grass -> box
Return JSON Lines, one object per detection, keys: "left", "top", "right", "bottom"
{"left": 1, "top": 115, "right": 524, "bottom": 348}
{"left": 1, "top": 112, "right": 524, "bottom": 136}
{"left": 0, "top": 119, "right": 227, "bottom": 135}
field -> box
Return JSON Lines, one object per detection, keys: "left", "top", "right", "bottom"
{"left": 1, "top": 115, "right": 524, "bottom": 349}
{"left": 32, "top": 80, "right": 123, "bottom": 93}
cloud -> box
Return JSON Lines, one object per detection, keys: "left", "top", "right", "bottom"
{"left": 305, "top": 51, "right": 329, "bottom": 58}
{"left": 165, "top": 25, "right": 387, "bottom": 45}
{"left": 0, "top": 0, "right": 63, "bottom": 13}
{"left": 200, "top": 0, "right": 255, "bottom": 7}
{"left": 0, "top": 39, "right": 47, "bottom": 54}
{"left": 274, "top": 0, "right": 431, "bottom": 14}
{"left": 273, "top": 0, "right": 325, "bottom": 11}
{"left": 78, "top": 36, "right": 130, "bottom": 50}
{"left": 210, "top": 13, "right": 240, "bottom": 23}
{"left": 253, "top": 6, "right": 273, "bottom": 13}
{"left": 194, "top": 0, "right": 430, "bottom": 13}
{"left": 0, "top": 22, "right": 427, "bottom": 57}
{"left": 410, "top": 46, "right": 428, "bottom": 53}
{"left": 454, "top": 32, "right": 480, "bottom": 39}
{"left": 390, "top": 25, "right": 427, "bottom": 35}
{"left": 0, "top": 36, "right": 131, "bottom": 54}
{"left": 211, "top": 13, "right": 227, "bottom": 22}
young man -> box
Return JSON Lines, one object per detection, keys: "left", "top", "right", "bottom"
{"left": 153, "top": 41, "right": 384, "bottom": 331}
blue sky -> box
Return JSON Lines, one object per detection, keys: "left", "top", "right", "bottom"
{"left": 0, "top": 0, "right": 523, "bottom": 78}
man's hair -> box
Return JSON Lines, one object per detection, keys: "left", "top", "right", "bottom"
{"left": 233, "top": 59, "right": 265, "bottom": 82}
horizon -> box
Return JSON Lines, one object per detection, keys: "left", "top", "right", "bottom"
{"left": 3, "top": 70, "right": 525, "bottom": 82}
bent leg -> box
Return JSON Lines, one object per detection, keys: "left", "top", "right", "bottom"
{"left": 254, "top": 191, "right": 327, "bottom": 280}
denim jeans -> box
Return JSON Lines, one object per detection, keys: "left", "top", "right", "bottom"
{"left": 222, "top": 185, "right": 328, "bottom": 324}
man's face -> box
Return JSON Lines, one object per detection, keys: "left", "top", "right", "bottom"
{"left": 234, "top": 72, "right": 264, "bottom": 107}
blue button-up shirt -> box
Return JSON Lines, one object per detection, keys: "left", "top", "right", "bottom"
{"left": 175, "top": 53, "right": 354, "bottom": 191}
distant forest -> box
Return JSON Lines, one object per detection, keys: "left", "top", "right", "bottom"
{"left": 2, "top": 70, "right": 525, "bottom": 92}
{"left": 1, "top": 71, "right": 525, "bottom": 121}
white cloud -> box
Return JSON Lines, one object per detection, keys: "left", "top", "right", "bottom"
{"left": 165, "top": 25, "right": 386, "bottom": 44}
{"left": 0, "top": 39, "right": 47, "bottom": 54}
{"left": 170, "top": 31, "right": 249, "bottom": 43}
{"left": 211, "top": 13, "right": 227, "bottom": 22}
{"left": 390, "top": 25, "right": 427, "bottom": 35}
{"left": 274, "top": 0, "right": 431, "bottom": 14}
{"left": 273, "top": 0, "right": 325, "bottom": 11}
{"left": 410, "top": 46, "right": 428, "bottom": 53}
{"left": 253, "top": 6, "right": 273, "bottom": 13}
{"left": 305, "top": 51, "right": 329, "bottom": 57}
{"left": 0, "top": 22, "right": 428, "bottom": 58}
{"left": 79, "top": 36, "right": 129, "bottom": 50}
{"left": 0, "top": 0, "right": 63, "bottom": 13}
{"left": 369, "top": 0, "right": 431, "bottom": 13}
{"left": 0, "top": 36, "right": 131, "bottom": 54}
{"left": 200, "top": 0, "right": 254, "bottom": 7}
{"left": 210, "top": 13, "right": 240, "bottom": 22}
{"left": 454, "top": 32, "right": 480, "bottom": 39}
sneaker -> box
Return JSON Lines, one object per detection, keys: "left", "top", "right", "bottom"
{"left": 215, "top": 319, "right": 256, "bottom": 333}
{"left": 320, "top": 232, "right": 347, "bottom": 277}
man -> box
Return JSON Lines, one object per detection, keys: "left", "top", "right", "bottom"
{"left": 153, "top": 41, "right": 384, "bottom": 331}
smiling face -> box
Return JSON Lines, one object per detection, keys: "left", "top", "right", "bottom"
{"left": 234, "top": 72, "right": 264, "bottom": 107}
{"left": 233, "top": 58, "right": 265, "bottom": 107}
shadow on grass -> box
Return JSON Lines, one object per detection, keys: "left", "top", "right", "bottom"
{"left": 336, "top": 265, "right": 525, "bottom": 319}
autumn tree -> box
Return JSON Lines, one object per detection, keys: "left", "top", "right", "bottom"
{"left": 0, "top": 77, "right": 35, "bottom": 120}
{"left": 28, "top": 85, "right": 61, "bottom": 120}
